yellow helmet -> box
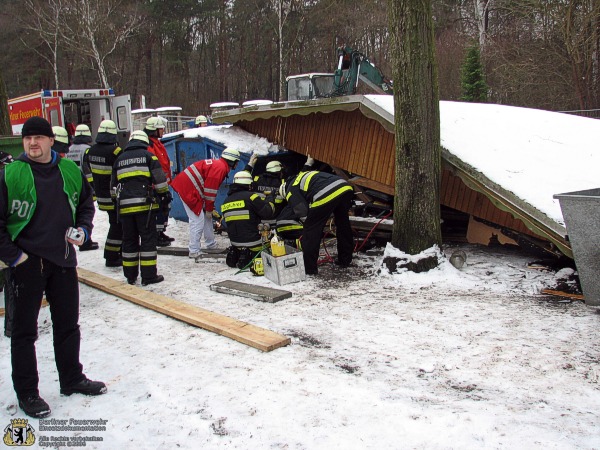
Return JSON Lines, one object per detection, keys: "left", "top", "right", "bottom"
{"left": 195, "top": 115, "right": 208, "bottom": 125}
{"left": 146, "top": 116, "right": 165, "bottom": 131}
{"left": 98, "top": 119, "right": 117, "bottom": 135}
{"left": 233, "top": 171, "right": 253, "bottom": 185}
{"left": 266, "top": 161, "right": 283, "bottom": 173}
{"left": 129, "top": 130, "right": 149, "bottom": 144}
{"left": 52, "top": 126, "right": 69, "bottom": 144}
{"left": 75, "top": 124, "right": 91, "bottom": 136}
{"left": 221, "top": 148, "right": 240, "bottom": 162}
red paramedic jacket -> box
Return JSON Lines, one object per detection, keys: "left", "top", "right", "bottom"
{"left": 148, "top": 136, "right": 172, "bottom": 183}
{"left": 171, "top": 157, "right": 231, "bottom": 215}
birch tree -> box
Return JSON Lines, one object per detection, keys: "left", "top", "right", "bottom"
{"left": 61, "top": 0, "right": 144, "bottom": 89}
{"left": 474, "top": 0, "right": 491, "bottom": 49}
{"left": 21, "top": 0, "right": 66, "bottom": 89}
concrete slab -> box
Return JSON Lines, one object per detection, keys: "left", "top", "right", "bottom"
{"left": 210, "top": 280, "right": 292, "bottom": 303}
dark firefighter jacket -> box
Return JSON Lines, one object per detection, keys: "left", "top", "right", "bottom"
{"left": 275, "top": 203, "right": 304, "bottom": 239}
{"left": 110, "top": 140, "right": 169, "bottom": 216}
{"left": 285, "top": 171, "right": 354, "bottom": 216}
{"left": 221, "top": 185, "right": 277, "bottom": 250}
{"left": 82, "top": 142, "right": 122, "bottom": 211}
{"left": 253, "top": 171, "right": 283, "bottom": 195}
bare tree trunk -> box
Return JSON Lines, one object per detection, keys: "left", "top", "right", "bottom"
{"left": 388, "top": 0, "right": 442, "bottom": 255}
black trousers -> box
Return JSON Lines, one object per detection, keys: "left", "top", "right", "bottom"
{"left": 302, "top": 190, "right": 354, "bottom": 274}
{"left": 9, "top": 256, "right": 84, "bottom": 399}
{"left": 120, "top": 213, "right": 158, "bottom": 281}
{"left": 104, "top": 209, "right": 123, "bottom": 263}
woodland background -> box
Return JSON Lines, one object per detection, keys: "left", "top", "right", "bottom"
{"left": 0, "top": 0, "right": 599, "bottom": 117}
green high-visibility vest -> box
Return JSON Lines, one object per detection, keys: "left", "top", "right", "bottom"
{"left": 4, "top": 158, "right": 83, "bottom": 241}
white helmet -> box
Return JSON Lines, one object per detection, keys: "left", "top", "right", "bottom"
{"left": 145, "top": 116, "right": 160, "bottom": 131}
{"left": 52, "top": 126, "right": 69, "bottom": 144}
{"left": 129, "top": 130, "right": 149, "bottom": 144}
{"left": 157, "top": 116, "right": 167, "bottom": 128}
{"left": 233, "top": 171, "right": 253, "bottom": 185}
{"left": 195, "top": 115, "right": 208, "bottom": 125}
{"left": 221, "top": 148, "right": 240, "bottom": 162}
{"left": 98, "top": 119, "right": 117, "bottom": 135}
{"left": 266, "top": 161, "right": 283, "bottom": 173}
{"left": 75, "top": 124, "right": 91, "bottom": 136}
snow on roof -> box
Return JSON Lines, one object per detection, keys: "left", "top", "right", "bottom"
{"left": 131, "top": 108, "right": 155, "bottom": 114}
{"left": 155, "top": 106, "right": 182, "bottom": 112}
{"left": 366, "top": 96, "right": 600, "bottom": 225}
{"left": 163, "top": 125, "right": 278, "bottom": 156}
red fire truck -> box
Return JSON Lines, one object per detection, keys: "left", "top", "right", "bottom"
{"left": 8, "top": 89, "right": 131, "bottom": 145}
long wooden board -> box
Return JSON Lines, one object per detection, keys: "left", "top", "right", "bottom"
{"left": 77, "top": 268, "right": 290, "bottom": 352}
{"left": 541, "top": 288, "right": 585, "bottom": 301}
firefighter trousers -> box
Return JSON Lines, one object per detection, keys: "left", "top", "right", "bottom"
{"left": 104, "top": 209, "right": 123, "bottom": 263}
{"left": 120, "top": 212, "right": 158, "bottom": 282}
{"left": 302, "top": 190, "right": 354, "bottom": 274}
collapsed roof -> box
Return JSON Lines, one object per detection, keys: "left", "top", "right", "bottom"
{"left": 212, "top": 95, "right": 600, "bottom": 259}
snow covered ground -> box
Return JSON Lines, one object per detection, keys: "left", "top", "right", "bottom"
{"left": 2, "top": 210, "right": 599, "bottom": 449}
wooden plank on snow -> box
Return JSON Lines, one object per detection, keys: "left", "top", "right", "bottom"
{"left": 77, "top": 268, "right": 290, "bottom": 352}
{"left": 541, "top": 289, "right": 585, "bottom": 301}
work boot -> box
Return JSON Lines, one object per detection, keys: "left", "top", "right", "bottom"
{"left": 156, "top": 235, "right": 171, "bottom": 247}
{"left": 61, "top": 377, "right": 107, "bottom": 396}
{"left": 18, "top": 395, "right": 51, "bottom": 418}
{"left": 105, "top": 259, "right": 122, "bottom": 268}
{"left": 79, "top": 240, "right": 99, "bottom": 251}
{"left": 127, "top": 278, "right": 136, "bottom": 285}
{"left": 142, "top": 275, "right": 164, "bottom": 286}
{"left": 160, "top": 232, "right": 175, "bottom": 242}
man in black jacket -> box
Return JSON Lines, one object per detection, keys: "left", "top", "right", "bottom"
{"left": 221, "top": 171, "right": 279, "bottom": 269}
{"left": 111, "top": 130, "right": 170, "bottom": 285}
{"left": 280, "top": 168, "right": 354, "bottom": 275}
{"left": 81, "top": 120, "right": 123, "bottom": 266}
{"left": 0, "top": 117, "right": 106, "bottom": 419}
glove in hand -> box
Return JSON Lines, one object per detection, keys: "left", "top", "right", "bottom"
{"left": 306, "top": 154, "right": 314, "bottom": 166}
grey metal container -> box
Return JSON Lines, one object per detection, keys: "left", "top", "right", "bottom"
{"left": 554, "top": 188, "right": 600, "bottom": 306}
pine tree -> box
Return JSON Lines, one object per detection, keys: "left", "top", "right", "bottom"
{"left": 461, "top": 46, "right": 488, "bottom": 102}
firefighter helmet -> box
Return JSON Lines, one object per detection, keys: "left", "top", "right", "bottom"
{"left": 75, "top": 124, "right": 91, "bottom": 136}
{"left": 266, "top": 161, "right": 283, "bottom": 173}
{"left": 233, "top": 171, "right": 253, "bottom": 185}
{"left": 98, "top": 120, "right": 117, "bottom": 135}
{"left": 129, "top": 130, "right": 149, "bottom": 144}
{"left": 52, "top": 126, "right": 69, "bottom": 144}
{"left": 145, "top": 116, "right": 160, "bottom": 131}
{"left": 195, "top": 115, "right": 208, "bottom": 125}
{"left": 221, "top": 148, "right": 240, "bottom": 162}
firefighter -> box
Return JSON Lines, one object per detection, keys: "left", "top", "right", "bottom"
{"left": 144, "top": 116, "right": 174, "bottom": 246}
{"left": 51, "top": 126, "right": 70, "bottom": 157}
{"left": 275, "top": 203, "right": 304, "bottom": 245}
{"left": 222, "top": 171, "right": 279, "bottom": 269}
{"left": 55, "top": 126, "right": 99, "bottom": 251}
{"left": 279, "top": 165, "right": 354, "bottom": 275}
{"left": 194, "top": 115, "right": 208, "bottom": 127}
{"left": 67, "top": 124, "right": 93, "bottom": 167}
{"left": 111, "top": 131, "right": 170, "bottom": 286}
{"left": 254, "top": 161, "right": 285, "bottom": 194}
{"left": 171, "top": 147, "right": 241, "bottom": 258}
{"left": 81, "top": 120, "right": 123, "bottom": 265}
